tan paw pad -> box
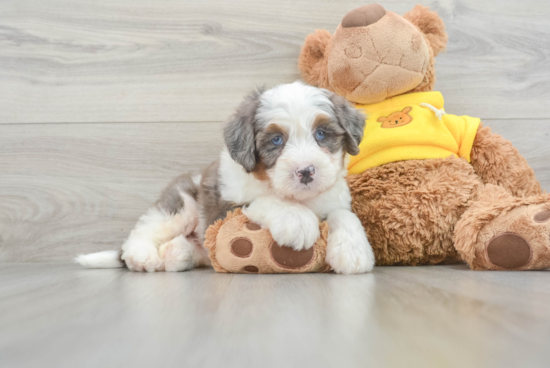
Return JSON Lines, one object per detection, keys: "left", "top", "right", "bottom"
{"left": 270, "top": 243, "right": 314, "bottom": 269}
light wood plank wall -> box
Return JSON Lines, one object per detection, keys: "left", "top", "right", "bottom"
{"left": 1, "top": 0, "right": 549, "bottom": 262}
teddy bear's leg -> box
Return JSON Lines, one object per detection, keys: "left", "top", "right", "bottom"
{"left": 470, "top": 125, "right": 542, "bottom": 197}
{"left": 454, "top": 184, "right": 550, "bottom": 270}
{"left": 348, "top": 157, "right": 481, "bottom": 266}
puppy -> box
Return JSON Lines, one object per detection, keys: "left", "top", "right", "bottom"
{"left": 76, "top": 82, "right": 375, "bottom": 274}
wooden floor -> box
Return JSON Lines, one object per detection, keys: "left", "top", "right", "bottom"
{"left": 1, "top": 264, "right": 549, "bottom": 368}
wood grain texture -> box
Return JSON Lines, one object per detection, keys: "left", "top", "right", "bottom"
{"left": 0, "top": 122, "right": 223, "bottom": 262}
{"left": 1, "top": 264, "right": 550, "bottom": 368}
{"left": 0, "top": 0, "right": 549, "bottom": 123}
{"left": 1, "top": 120, "right": 549, "bottom": 262}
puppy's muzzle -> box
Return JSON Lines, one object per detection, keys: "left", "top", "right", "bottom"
{"left": 296, "top": 165, "right": 315, "bottom": 185}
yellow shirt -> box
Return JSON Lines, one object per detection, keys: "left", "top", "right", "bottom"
{"left": 347, "top": 91, "right": 481, "bottom": 175}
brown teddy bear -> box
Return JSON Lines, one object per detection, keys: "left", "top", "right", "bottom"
{"left": 298, "top": 3, "right": 550, "bottom": 270}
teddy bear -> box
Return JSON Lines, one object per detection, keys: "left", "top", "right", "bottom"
{"left": 296, "top": 3, "right": 550, "bottom": 270}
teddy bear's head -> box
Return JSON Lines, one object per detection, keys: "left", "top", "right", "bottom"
{"left": 299, "top": 4, "right": 448, "bottom": 105}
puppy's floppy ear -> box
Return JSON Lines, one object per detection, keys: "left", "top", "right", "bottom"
{"left": 223, "top": 88, "right": 263, "bottom": 172}
{"left": 404, "top": 5, "right": 448, "bottom": 57}
{"left": 298, "top": 29, "right": 332, "bottom": 89}
{"left": 326, "top": 91, "right": 365, "bottom": 156}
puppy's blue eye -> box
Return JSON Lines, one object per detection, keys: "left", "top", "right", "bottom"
{"left": 315, "top": 130, "right": 326, "bottom": 140}
{"left": 271, "top": 136, "right": 283, "bottom": 146}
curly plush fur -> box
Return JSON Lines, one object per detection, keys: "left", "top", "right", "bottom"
{"left": 347, "top": 123, "right": 546, "bottom": 268}
{"left": 470, "top": 125, "right": 542, "bottom": 197}
{"left": 348, "top": 156, "right": 481, "bottom": 266}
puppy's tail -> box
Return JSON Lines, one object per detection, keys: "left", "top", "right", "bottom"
{"left": 75, "top": 250, "right": 125, "bottom": 269}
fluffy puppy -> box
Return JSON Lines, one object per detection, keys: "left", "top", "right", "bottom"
{"left": 76, "top": 82, "right": 374, "bottom": 274}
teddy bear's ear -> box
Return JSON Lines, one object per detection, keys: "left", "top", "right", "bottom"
{"left": 403, "top": 5, "right": 448, "bottom": 57}
{"left": 298, "top": 29, "right": 332, "bottom": 88}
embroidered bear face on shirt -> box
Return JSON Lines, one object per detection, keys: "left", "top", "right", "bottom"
{"left": 377, "top": 107, "right": 413, "bottom": 128}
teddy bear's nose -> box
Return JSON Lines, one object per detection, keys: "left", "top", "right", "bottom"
{"left": 342, "top": 4, "right": 386, "bottom": 28}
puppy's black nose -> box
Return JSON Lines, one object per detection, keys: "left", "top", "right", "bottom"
{"left": 296, "top": 165, "right": 315, "bottom": 184}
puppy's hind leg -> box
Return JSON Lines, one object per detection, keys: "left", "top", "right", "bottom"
{"left": 122, "top": 174, "right": 202, "bottom": 272}
{"left": 158, "top": 235, "right": 201, "bottom": 272}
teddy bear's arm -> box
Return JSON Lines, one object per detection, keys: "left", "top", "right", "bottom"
{"left": 470, "top": 125, "right": 542, "bottom": 197}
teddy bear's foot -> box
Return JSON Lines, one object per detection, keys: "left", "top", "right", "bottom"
{"left": 478, "top": 207, "right": 550, "bottom": 271}
{"left": 454, "top": 184, "right": 550, "bottom": 270}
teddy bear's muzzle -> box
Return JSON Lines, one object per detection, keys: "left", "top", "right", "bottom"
{"left": 342, "top": 4, "right": 387, "bottom": 28}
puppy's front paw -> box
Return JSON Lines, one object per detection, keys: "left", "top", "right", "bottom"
{"left": 268, "top": 210, "right": 320, "bottom": 251}
{"left": 243, "top": 197, "right": 320, "bottom": 251}
{"left": 326, "top": 231, "right": 374, "bottom": 274}
{"left": 122, "top": 245, "right": 164, "bottom": 272}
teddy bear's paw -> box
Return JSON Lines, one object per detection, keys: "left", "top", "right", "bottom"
{"left": 455, "top": 198, "right": 550, "bottom": 271}
{"left": 326, "top": 230, "right": 375, "bottom": 274}
{"left": 480, "top": 205, "right": 550, "bottom": 271}
{"left": 159, "top": 235, "right": 195, "bottom": 272}
{"left": 122, "top": 244, "right": 164, "bottom": 272}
